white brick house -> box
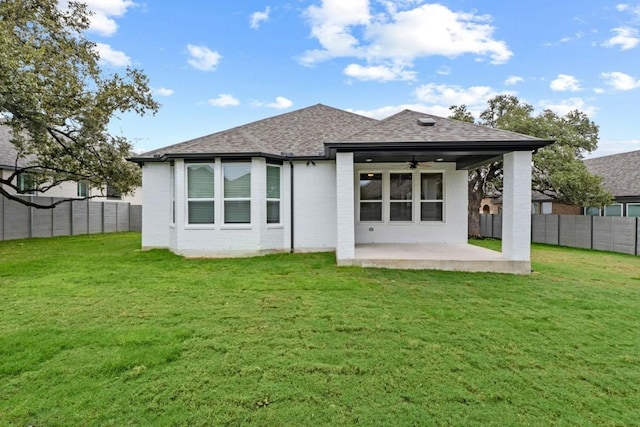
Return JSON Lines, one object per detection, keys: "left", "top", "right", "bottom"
{"left": 130, "top": 104, "right": 552, "bottom": 274}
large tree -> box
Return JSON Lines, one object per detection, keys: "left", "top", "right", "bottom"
{"left": 0, "top": 0, "right": 158, "bottom": 208}
{"left": 450, "top": 95, "right": 612, "bottom": 237}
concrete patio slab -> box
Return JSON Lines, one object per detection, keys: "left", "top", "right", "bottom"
{"left": 338, "top": 243, "right": 531, "bottom": 274}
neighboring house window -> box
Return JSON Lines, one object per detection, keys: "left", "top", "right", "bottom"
{"left": 541, "top": 202, "right": 552, "bottom": 214}
{"left": 77, "top": 180, "right": 90, "bottom": 198}
{"left": 627, "top": 203, "right": 640, "bottom": 217}
{"left": 106, "top": 184, "right": 121, "bottom": 200}
{"left": 389, "top": 173, "right": 412, "bottom": 221}
{"left": 187, "top": 163, "right": 215, "bottom": 224}
{"left": 420, "top": 173, "right": 443, "bottom": 221}
{"left": 604, "top": 204, "right": 622, "bottom": 217}
{"left": 266, "top": 165, "right": 281, "bottom": 224}
{"left": 224, "top": 162, "right": 251, "bottom": 224}
{"left": 359, "top": 173, "right": 382, "bottom": 221}
{"left": 17, "top": 172, "right": 35, "bottom": 194}
{"left": 585, "top": 207, "right": 600, "bottom": 216}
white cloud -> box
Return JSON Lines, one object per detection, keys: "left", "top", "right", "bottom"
{"left": 250, "top": 6, "right": 271, "bottom": 29}
{"left": 266, "top": 96, "right": 293, "bottom": 109}
{"left": 187, "top": 44, "right": 222, "bottom": 71}
{"left": 300, "top": 1, "right": 512, "bottom": 79}
{"left": 154, "top": 87, "right": 174, "bottom": 97}
{"left": 59, "top": 0, "right": 135, "bottom": 37}
{"left": 349, "top": 103, "right": 449, "bottom": 120}
{"left": 344, "top": 63, "right": 416, "bottom": 81}
{"left": 602, "top": 27, "right": 639, "bottom": 50}
{"left": 601, "top": 71, "right": 640, "bottom": 90}
{"left": 94, "top": 43, "right": 131, "bottom": 67}
{"left": 414, "top": 83, "right": 497, "bottom": 107}
{"left": 550, "top": 74, "right": 582, "bottom": 92}
{"left": 539, "top": 98, "right": 597, "bottom": 117}
{"left": 208, "top": 94, "right": 240, "bottom": 107}
{"left": 436, "top": 66, "right": 451, "bottom": 76}
{"left": 504, "top": 75, "right": 523, "bottom": 86}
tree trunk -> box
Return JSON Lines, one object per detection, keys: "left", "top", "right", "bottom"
{"left": 468, "top": 176, "right": 483, "bottom": 238}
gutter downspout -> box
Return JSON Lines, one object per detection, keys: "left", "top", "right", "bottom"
{"left": 289, "top": 159, "right": 294, "bottom": 253}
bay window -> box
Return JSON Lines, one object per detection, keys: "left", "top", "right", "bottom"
{"left": 266, "top": 165, "right": 281, "bottom": 224}
{"left": 224, "top": 162, "right": 251, "bottom": 224}
{"left": 187, "top": 163, "right": 215, "bottom": 224}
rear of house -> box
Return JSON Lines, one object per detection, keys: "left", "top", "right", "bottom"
{"left": 131, "top": 104, "right": 551, "bottom": 274}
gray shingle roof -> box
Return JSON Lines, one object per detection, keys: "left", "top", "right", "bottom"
{"left": 140, "top": 104, "right": 378, "bottom": 158}
{"left": 341, "top": 110, "right": 543, "bottom": 143}
{"left": 584, "top": 150, "right": 640, "bottom": 197}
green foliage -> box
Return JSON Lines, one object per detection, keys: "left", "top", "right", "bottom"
{"left": 0, "top": 233, "right": 639, "bottom": 425}
{"left": 0, "top": 0, "right": 158, "bottom": 207}
{"left": 450, "top": 95, "right": 612, "bottom": 218}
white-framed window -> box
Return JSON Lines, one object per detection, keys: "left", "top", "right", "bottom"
{"left": 604, "top": 204, "right": 622, "bottom": 217}
{"left": 187, "top": 163, "right": 215, "bottom": 224}
{"left": 77, "top": 180, "right": 89, "bottom": 198}
{"left": 223, "top": 162, "right": 251, "bottom": 224}
{"left": 389, "top": 172, "right": 412, "bottom": 221}
{"left": 420, "top": 173, "right": 444, "bottom": 221}
{"left": 266, "top": 165, "right": 281, "bottom": 224}
{"left": 627, "top": 203, "right": 640, "bottom": 218}
{"left": 359, "top": 172, "right": 383, "bottom": 221}
{"left": 585, "top": 207, "right": 601, "bottom": 216}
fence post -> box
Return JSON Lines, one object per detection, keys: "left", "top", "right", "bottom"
{"left": 590, "top": 215, "right": 594, "bottom": 250}
{"left": 633, "top": 217, "right": 640, "bottom": 256}
{"left": 29, "top": 196, "right": 33, "bottom": 238}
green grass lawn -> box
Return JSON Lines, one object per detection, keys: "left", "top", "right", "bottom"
{"left": 1, "top": 233, "right": 639, "bottom": 426}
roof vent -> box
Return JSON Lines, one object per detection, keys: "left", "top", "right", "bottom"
{"left": 417, "top": 117, "right": 436, "bottom": 126}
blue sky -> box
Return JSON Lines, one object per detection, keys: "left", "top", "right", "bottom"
{"left": 80, "top": 0, "right": 640, "bottom": 157}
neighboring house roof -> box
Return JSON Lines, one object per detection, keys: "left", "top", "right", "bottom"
{"left": 584, "top": 150, "right": 640, "bottom": 197}
{"left": 131, "top": 104, "right": 552, "bottom": 167}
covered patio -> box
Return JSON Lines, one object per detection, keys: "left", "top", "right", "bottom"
{"left": 340, "top": 243, "right": 530, "bottom": 274}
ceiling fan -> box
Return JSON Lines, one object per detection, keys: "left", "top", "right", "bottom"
{"left": 407, "top": 155, "right": 434, "bottom": 169}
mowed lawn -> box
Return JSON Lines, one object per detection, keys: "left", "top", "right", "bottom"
{"left": 1, "top": 233, "right": 639, "bottom": 426}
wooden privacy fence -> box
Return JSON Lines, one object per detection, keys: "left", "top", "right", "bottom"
{"left": 480, "top": 214, "right": 640, "bottom": 256}
{"left": 0, "top": 194, "right": 141, "bottom": 241}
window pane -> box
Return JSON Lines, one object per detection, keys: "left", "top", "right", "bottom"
{"left": 421, "top": 173, "right": 443, "bottom": 200}
{"left": 628, "top": 205, "right": 640, "bottom": 217}
{"left": 188, "top": 164, "right": 214, "bottom": 198}
{"left": 585, "top": 207, "right": 600, "bottom": 216}
{"left": 390, "top": 202, "right": 412, "bottom": 221}
{"left": 267, "top": 200, "right": 280, "bottom": 224}
{"left": 360, "top": 173, "right": 382, "bottom": 200}
{"left": 267, "top": 166, "right": 280, "bottom": 199}
{"left": 604, "top": 204, "right": 622, "bottom": 216}
{"left": 225, "top": 201, "right": 251, "bottom": 223}
{"left": 77, "top": 180, "right": 89, "bottom": 197}
{"left": 188, "top": 201, "right": 214, "bottom": 224}
{"left": 421, "top": 202, "right": 443, "bottom": 221}
{"left": 360, "top": 202, "right": 382, "bottom": 221}
{"left": 224, "top": 163, "right": 251, "bottom": 198}
{"left": 106, "top": 184, "right": 121, "bottom": 200}
{"left": 390, "top": 173, "right": 412, "bottom": 200}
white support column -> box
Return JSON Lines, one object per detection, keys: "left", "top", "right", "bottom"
{"left": 502, "top": 151, "right": 532, "bottom": 261}
{"left": 336, "top": 152, "right": 355, "bottom": 260}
